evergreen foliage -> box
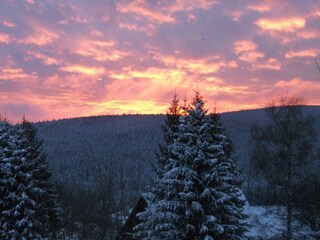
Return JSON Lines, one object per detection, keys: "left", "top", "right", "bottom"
{"left": 134, "top": 91, "right": 247, "bottom": 240}
{"left": 158, "top": 92, "right": 181, "bottom": 176}
{"left": 0, "top": 120, "right": 11, "bottom": 221}
{"left": 0, "top": 118, "right": 62, "bottom": 239}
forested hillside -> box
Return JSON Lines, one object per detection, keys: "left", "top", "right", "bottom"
{"left": 34, "top": 107, "right": 320, "bottom": 238}
{"left": 36, "top": 107, "right": 320, "bottom": 187}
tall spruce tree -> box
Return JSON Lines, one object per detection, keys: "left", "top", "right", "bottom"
{"left": 204, "top": 113, "right": 247, "bottom": 239}
{"left": 19, "top": 119, "right": 63, "bottom": 238}
{"left": 135, "top": 91, "right": 247, "bottom": 240}
{"left": 0, "top": 118, "right": 62, "bottom": 239}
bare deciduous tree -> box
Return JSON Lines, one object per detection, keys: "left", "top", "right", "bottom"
{"left": 251, "top": 95, "right": 317, "bottom": 240}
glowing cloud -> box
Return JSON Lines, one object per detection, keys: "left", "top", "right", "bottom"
{"left": 274, "top": 78, "right": 320, "bottom": 100}
{"left": 247, "top": 3, "right": 271, "bottom": 12}
{"left": 71, "top": 39, "right": 128, "bottom": 62}
{"left": 256, "top": 17, "right": 306, "bottom": 32}
{"left": 26, "top": 52, "right": 60, "bottom": 65}
{"left": 0, "top": 33, "right": 11, "bottom": 44}
{"left": 0, "top": 68, "right": 36, "bottom": 81}
{"left": 234, "top": 41, "right": 264, "bottom": 63}
{"left": 60, "top": 65, "right": 105, "bottom": 75}
{"left": 116, "top": 0, "right": 217, "bottom": 25}
{"left": 93, "top": 100, "right": 167, "bottom": 115}
{"left": 297, "top": 30, "right": 320, "bottom": 39}
{"left": 19, "top": 23, "right": 59, "bottom": 46}
{"left": 116, "top": 2, "right": 176, "bottom": 24}
{"left": 285, "top": 50, "right": 318, "bottom": 58}
{"left": 253, "top": 58, "right": 281, "bottom": 70}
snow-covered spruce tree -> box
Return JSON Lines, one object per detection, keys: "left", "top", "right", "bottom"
{"left": 134, "top": 91, "right": 247, "bottom": 240}
{"left": 134, "top": 93, "right": 184, "bottom": 239}
{"left": 19, "top": 119, "right": 63, "bottom": 238}
{"left": 0, "top": 119, "right": 12, "bottom": 229}
{"left": 0, "top": 118, "right": 62, "bottom": 239}
{"left": 174, "top": 92, "right": 247, "bottom": 239}
{"left": 204, "top": 112, "right": 247, "bottom": 239}
{"left": 157, "top": 92, "right": 181, "bottom": 176}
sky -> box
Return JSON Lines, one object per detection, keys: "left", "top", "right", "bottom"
{"left": 0, "top": 0, "right": 320, "bottom": 122}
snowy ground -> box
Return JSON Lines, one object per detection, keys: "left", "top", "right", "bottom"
{"left": 244, "top": 205, "right": 319, "bottom": 239}
{"left": 60, "top": 205, "right": 319, "bottom": 239}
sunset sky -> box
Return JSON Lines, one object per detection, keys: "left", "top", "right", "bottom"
{"left": 0, "top": 0, "right": 320, "bottom": 122}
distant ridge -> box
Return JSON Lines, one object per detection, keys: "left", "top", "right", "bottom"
{"left": 35, "top": 106, "right": 320, "bottom": 185}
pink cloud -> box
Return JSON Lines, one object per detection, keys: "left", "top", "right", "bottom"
{"left": 253, "top": 58, "right": 281, "bottom": 70}
{"left": 0, "top": 33, "right": 12, "bottom": 44}
{"left": 60, "top": 65, "right": 105, "bottom": 76}
{"left": 25, "top": 51, "right": 61, "bottom": 65}
{"left": 19, "top": 27, "right": 59, "bottom": 46}
{"left": 285, "top": 50, "right": 319, "bottom": 59}
{"left": 116, "top": 0, "right": 217, "bottom": 25}
{"left": 0, "top": 68, "right": 37, "bottom": 81}
{"left": 247, "top": 3, "right": 271, "bottom": 13}
{"left": 234, "top": 41, "right": 264, "bottom": 63}
{"left": 2, "top": 20, "right": 17, "bottom": 28}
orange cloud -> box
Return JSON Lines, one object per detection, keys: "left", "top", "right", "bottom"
{"left": 206, "top": 85, "right": 250, "bottom": 95}
{"left": 253, "top": 58, "right": 281, "bottom": 70}
{"left": 234, "top": 40, "right": 264, "bottom": 62}
{"left": 131, "top": 68, "right": 183, "bottom": 87}
{"left": 0, "top": 33, "right": 11, "bottom": 43}
{"left": 20, "top": 27, "right": 59, "bottom": 46}
{"left": 234, "top": 40, "right": 257, "bottom": 54}
{"left": 118, "top": 21, "right": 157, "bottom": 35}
{"left": 285, "top": 50, "right": 318, "bottom": 58}
{"left": 247, "top": 3, "right": 271, "bottom": 12}
{"left": 116, "top": 2, "right": 175, "bottom": 24}
{"left": 72, "top": 39, "right": 128, "bottom": 62}
{"left": 274, "top": 78, "right": 320, "bottom": 99}
{"left": 297, "top": 31, "right": 320, "bottom": 39}
{"left": 60, "top": 65, "right": 105, "bottom": 75}
{"left": 116, "top": 0, "right": 217, "bottom": 25}
{"left": 92, "top": 100, "right": 167, "bottom": 115}
{"left": 0, "top": 68, "right": 37, "bottom": 81}
{"left": 256, "top": 17, "right": 305, "bottom": 32}
{"left": 26, "top": 51, "right": 60, "bottom": 65}
{"left": 153, "top": 53, "right": 236, "bottom": 74}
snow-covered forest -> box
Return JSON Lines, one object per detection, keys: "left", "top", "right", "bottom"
{"left": 1, "top": 94, "right": 320, "bottom": 239}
